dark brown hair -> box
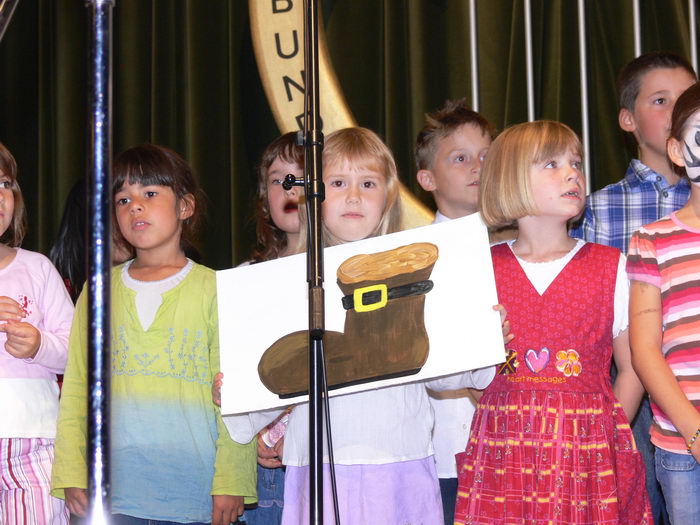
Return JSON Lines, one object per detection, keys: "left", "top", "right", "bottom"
{"left": 618, "top": 51, "right": 696, "bottom": 111}
{"left": 0, "top": 142, "right": 27, "bottom": 247}
{"left": 112, "top": 144, "right": 205, "bottom": 257}
{"left": 670, "top": 82, "right": 700, "bottom": 142}
{"left": 250, "top": 132, "right": 304, "bottom": 262}
{"left": 669, "top": 81, "right": 700, "bottom": 177}
{"left": 415, "top": 98, "right": 495, "bottom": 170}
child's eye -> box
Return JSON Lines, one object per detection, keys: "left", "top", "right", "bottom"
{"left": 572, "top": 160, "right": 582, "bottom": 170}
{"left": 455, "top": 155, "right": 466, "bottom": 163}
{"left": 362, "top": 180, "right": 376, "bottom": 189}
{"left": 544, "top": 161, "right": 557, "bottom": 168}
{"left": 328, "top": 179, "right": 344, "bottom": 188}
{"left": 270, "top": 178, "right": 283, "bottom": 186}
{"left": 652, "top": 97, "right": 667, "bottom": 105}
{"left": 116, "top": 197, "right": 129, "bottom": 206}
{"left": 145, "top": 191, "right": 158, "bottom": 198}
{"left": 0, "top": 180, "right": 11, "bottom": 189}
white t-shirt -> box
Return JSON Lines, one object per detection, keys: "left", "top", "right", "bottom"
{"left": 121, "top": 259, "right": 194, "bottom": 331}
{"left": 224, "top": 367, "right": 495, "bottom": 467}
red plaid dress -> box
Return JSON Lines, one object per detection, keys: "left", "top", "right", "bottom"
{"left": 454, "top": 242, "right": 651, "bottom": 524}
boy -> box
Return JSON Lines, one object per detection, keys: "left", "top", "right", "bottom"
{"left": 571, "top": 51, "right": 696, "bottom": 524}
{"left": 415, "top": 98, "right": 494, "bottom": 525}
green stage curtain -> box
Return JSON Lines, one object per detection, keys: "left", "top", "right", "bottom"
{"left": 0, "top": 0, "right": 694, "bottom": 268}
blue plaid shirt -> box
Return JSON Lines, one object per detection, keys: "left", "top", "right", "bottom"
{"left": 570, "top": 159, "right": 690, "bottom": 254}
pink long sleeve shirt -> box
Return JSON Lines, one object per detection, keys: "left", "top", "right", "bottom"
{"left": 0, "top": 248, "right": 74, "bottom": 438}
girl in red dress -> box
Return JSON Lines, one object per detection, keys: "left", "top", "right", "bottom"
{"left": 454, "top": 121, "right": 651, "bottom": 524}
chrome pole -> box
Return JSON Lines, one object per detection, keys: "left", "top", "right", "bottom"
{"left": 690, "top": 0, "right": 698, "bottom": 73}
{"left": 633, "top": 0, "right": 641, "bottom": 57}
{"left": 84, "top": 1, "right": 113, "bottom": 523}
{"left": 469, "top": 0, "right": 479, "bottom": 111}
{"left": 524, "top": 0, "right": 535, "bottom": 121}
{"left": 578, "top": 0, "right": 591, "bottom": 192}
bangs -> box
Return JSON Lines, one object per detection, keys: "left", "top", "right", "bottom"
{"left": 113, "top": 162, "right": 174, "bottom": 194}
{"left": 531, "top": 123, "right": 582, "bottom": 165}
{"left": 276, "top": 141, "right": 304, "bottom": 168}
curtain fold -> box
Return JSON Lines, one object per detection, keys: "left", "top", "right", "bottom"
{"left": 0, "top": 0, "right": 694, "bottom": 267}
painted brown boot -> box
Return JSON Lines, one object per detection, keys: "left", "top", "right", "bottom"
{"left": 258, "top": 242, "right": 439, "bottom": 398}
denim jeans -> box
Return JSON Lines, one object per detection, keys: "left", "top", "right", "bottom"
{"left": 241, "top": 465, "right": 284, "bottom": 525}
{"left": 438, "top": 477, "right": 458, "bottom": 525}
{"left": 631, "top": 396, "right": 669, "bottom": 524}
{"left": 110, "top": 516, "right": 209, "bottom": 525}
{"left": 655, "top": 447, "right": 700, "bottom": 524}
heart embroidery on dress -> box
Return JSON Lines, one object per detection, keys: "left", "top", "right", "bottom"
{"left": 524, "top": 347, "right": 550, "bottom": 374}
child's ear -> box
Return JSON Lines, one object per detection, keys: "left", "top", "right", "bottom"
{"left": 667, "top": 137, "right": 686, "bottom": 168}
{"left": 618, "top": 108, "right": 636, "bottom": 133}
{"left": 179, "top": 194, "right": 195, "bottom": 220}
{"left": 416, "top": 169, "right": 436, "bottom": 192}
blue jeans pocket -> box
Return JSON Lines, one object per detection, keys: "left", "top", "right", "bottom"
{"left": 655, "top": 447, "right": 700, "bottom": 524}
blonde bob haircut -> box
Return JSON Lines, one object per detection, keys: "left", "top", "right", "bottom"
{"left": 479, "top": 120, "right": 583, "bottom": 229}
{"left": 296, "top": 127, "right": 402, "bottom": 249}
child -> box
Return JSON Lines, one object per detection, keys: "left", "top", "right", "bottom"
{"left": 51, "top": 144, "right": 257, "bottom": 524}
{"left": 415, "top": 98, "right": 495, "bottom": 525}
{"left": 250, "top": 132, "right": 304, "bottom": 262}
{"left": 455, "top": 121, "right": 651, "bottom": 524}
{"left": 224, "top": 127, "right": 500, "bottom": 525}
{"left": 628, "top": 81, "right": 700, "bottom": 524}
{"left": 244, "top": 132, "right": 305, "bottom": 525}
{"left": 0, "top": 142, "right": 72, "bottom": 524}
{"left": 571, "top": 51, "right": 696, "bottom": 522}
{"left": 415, "top": 98, "right": 493, "bottom": 221}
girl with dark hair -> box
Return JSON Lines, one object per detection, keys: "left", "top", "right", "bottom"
{"left": 52, "top": 144, "right": 256, "bottom": 524}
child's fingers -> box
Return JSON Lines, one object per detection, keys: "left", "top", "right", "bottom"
{"left": 65, "top": 487, "right": 88, "bottom": 517}
{"left": 0, "top": 296, "right": 23, "bottom": 321}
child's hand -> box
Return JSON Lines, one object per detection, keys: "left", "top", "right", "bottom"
{"left": 493, "top": 304, "right": 514, "bottom": 345}
{"left": 64, "top": 487, "right": 88, "bottom": 517}
{"left": 212, "top": 372, "right": 223, "bottom": 406}
{"left": 257, "top": 433, "right": 283, "bottom": 468}
{"left": 211, "top": 494, "right": 244, "bottom": 525}
{"left": 0, "top": 320, "right": 41, "bottom": 359}
{"left": 0, "top": 296, "right": 23, "bottom": 322}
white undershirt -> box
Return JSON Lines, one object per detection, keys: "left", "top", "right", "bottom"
{"left": 121, "top": 259, "right": 194, "bottom": 331}
{"left": 504, "top": 239, "right": 629, "bottom": 338}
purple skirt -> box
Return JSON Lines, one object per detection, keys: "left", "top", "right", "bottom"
{"left": 281, "top": 457, "right": 443, "bottom": 525}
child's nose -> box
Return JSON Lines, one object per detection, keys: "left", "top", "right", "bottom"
{"left": 345, "top": 185, "right": 360, "bottom": 202}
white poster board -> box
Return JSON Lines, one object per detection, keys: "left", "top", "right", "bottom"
{"left": 217, "top": 214, "right": 505, "bottom": 415}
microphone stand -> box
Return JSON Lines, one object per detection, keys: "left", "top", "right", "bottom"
{"left": 282, "top": 1, "right": 338, "bottom": 523}
{"left": 303, "top": 1, "right": 325, "bottom": 522}
{"left": 85, "top": 1, "right": 113, "bottom": 523}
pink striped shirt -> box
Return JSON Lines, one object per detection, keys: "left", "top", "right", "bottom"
{"left": 627, "top": 212, "right": 700, "bottom": 453}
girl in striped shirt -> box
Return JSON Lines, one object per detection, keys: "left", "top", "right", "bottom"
{"left": 628, "top": 81, "right": 700, "bottom": 524}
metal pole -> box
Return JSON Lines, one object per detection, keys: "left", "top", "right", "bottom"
{"left": 633, "top": 0, "right": 641, "bottom": 57}
{"left": 0, "top": 0, "right": 19, "bottom": 43}
{"left": 468, "top": 0, "right": 479, "bottom": 111}
{"left": 577, "top": 0, "right": 591, "bottom": 192}
{"left": 524, "top": 0, "right": 535, "bottom": 121}
{"left": 303, "top": 0, "right": 326, "bottom": 522}
{"left": 85, "top": 1, "right": 113, "bottom": 523}
{"left": 690, "top": 0, "right": 698, "bottom": 73}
